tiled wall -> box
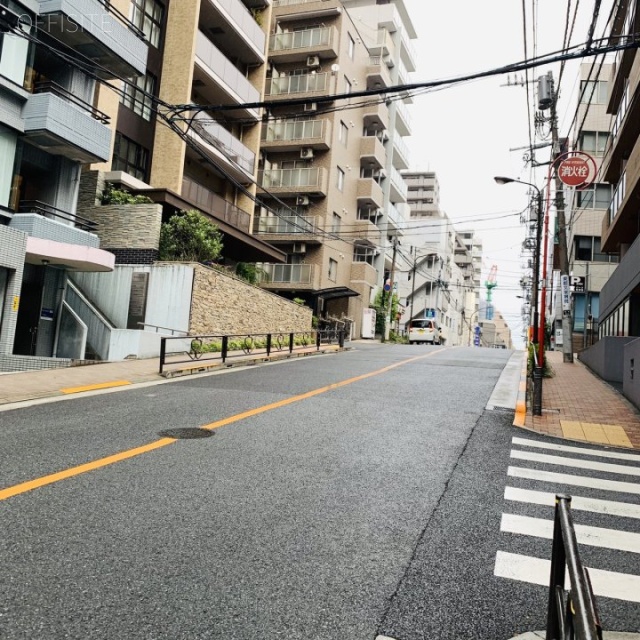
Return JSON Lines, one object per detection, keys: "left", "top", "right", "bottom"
{"left": 0, "top": 225, "right": 27, "bottom": 356}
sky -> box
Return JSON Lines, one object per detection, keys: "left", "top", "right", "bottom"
{"left": 400, "top": 0, "right": 614, "bottom": 348}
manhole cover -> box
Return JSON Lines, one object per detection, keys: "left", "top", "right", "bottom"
{"left": 158, "top": 428, "right": 214, "bottom": 439}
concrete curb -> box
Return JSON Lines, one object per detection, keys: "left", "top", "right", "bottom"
{"left": 508, "top": 632, "right": 640, "bottom": 640}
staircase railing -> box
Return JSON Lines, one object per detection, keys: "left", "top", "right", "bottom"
{"left": 546, "top": 495, "right": 602, "bottom": 640}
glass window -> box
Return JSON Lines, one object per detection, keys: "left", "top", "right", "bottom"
{"left": 348, "top": 34, "right": 355, "bottom": 59}
{"left": 112, "top": 132, "right": 149, "bottom": 181}
{"left": 580, "top": 80, "right": 608, "bottom": 104}
{"left": 337, "top": 167, "right": 345, "bottom": 191}
{"left": 0, "top": 125, "right": 17, "bottom": 208}
{"left": 339, "top": 121, "right": 348, "bottom": 145}
{"left": 577, "top": 183, "right": 612, "bottom": 209}
{"left": 130, "top": 0, "right": 164, "bottom": 48}
{"left": 121, "top": 73, "right": 156, "bottom": 121}
{"left": 344, "top": 76, "right": 352, "bottom": 94}
{"left": 0, "top": 10, "right": 30, "bottom": 87}
{"left": 580, "top": 131, "right": 609, "bottom": 155}
{"left": 575, "top": 236, "right": 592, "bottom": 261}
{"left": 332, "top": 212, "right": 341, "bottom": 233}
{"left": 328, "top": 258, "right": 337, "bottom": 281}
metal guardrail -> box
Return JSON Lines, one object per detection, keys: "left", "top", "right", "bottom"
{"left": 18, "top": 200, "right": 98, "bottom": 232}
{"left": 34, "top": 81, "right": 110, "bottom": 124}
{"left": 546, "top": 495, "right": 602, "bottom": 640}
{"left": 159, "top": 329, "right": 346, "bottom": 374}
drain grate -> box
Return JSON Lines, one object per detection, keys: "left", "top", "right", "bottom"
{"left": 158, "top": 428, "right": 214, "bottom": 439}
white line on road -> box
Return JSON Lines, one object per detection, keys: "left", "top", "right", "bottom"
{"left": 504, "top": 486, "right": 640, "bottom": 519}
{"left": 500, "top": 513, "right": 640, "bottom": 553}
{"left": 507, "top": 466, "right": 640, "bottom": 495}
{"left": 511, "top": 449, "right": 640, "bottom": 477}
{"left": 511, "top": 437, "right": 640, "bottom": 462}
{"left": 494, "top": 551, "right": 640, "bottom": 602}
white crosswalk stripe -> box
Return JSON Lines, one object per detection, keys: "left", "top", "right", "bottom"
{"left": 495, "top": 437, "right": 640, "bottom": 602}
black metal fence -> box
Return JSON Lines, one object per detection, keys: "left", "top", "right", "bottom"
{"left": 528, "top": 347, "right": 543, "bottom": 416}
{"left": 546, "top": 495, "right": 602, "bottom": 640}
{"left": 159, "top": 329, "right": 346, "bottom": 374}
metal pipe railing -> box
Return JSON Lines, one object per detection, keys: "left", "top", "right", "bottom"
{"left": 546, "top": 495, "right": 602, "bottom": 640}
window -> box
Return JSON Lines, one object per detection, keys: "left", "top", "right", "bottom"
{"left": 339, "top": 121, "right": 348, "bottom": 145}
{"left": 580, "top": 131, "right": 609, "bottom": 155}
{"left": 580, "top": 80, "right": 608, "bottom": 104}
{"left": 130, "top": 0, "right": 164, "bottom": 48}
{"left": 332, "top": 212, "right": 341, "bottom": 233}
{"left": 328, "top": 258, "right": 338, "bottom": 281}
{"left": 577, "top": 183, "right": 612, "bottom": 209}
{"left": 122, "top": 73, "right": 156, "bottom": 120}
{"left": 0, "top": 3, "right": 30, "bottom": 87}
{"left": 0, "top": 125, "right": 17, "bottom": 209}
{"left": 347, "top": 33, "right": 355, "bottom": 59}
{"left": 344, "top": 75, "right": 352, "bottom": 94}
{"left": 575, "top": 236, "right": 593, "bottom": 261}
{"left": 112, "top": 133, "right": 149, "bottom": 181}
{"left": 337, "top": 166, "right": 345, "bottom": 191}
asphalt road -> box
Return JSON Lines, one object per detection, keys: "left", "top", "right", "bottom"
{"left": 0, "top": 343, "right": 637, "bottom": 639}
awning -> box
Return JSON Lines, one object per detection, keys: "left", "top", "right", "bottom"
{"left": 311, "top": 286, "right": 360, "bottom": 302}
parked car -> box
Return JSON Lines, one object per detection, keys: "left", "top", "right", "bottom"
{"left": 407, "top": 319, "right": 440, "bottom": 345}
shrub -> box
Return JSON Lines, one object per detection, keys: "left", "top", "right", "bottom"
{"left": 158, "top": 209, "right": 223, "bottom": 263}
{"left": 101, "top": 186, "right": 153, "bottom": 205}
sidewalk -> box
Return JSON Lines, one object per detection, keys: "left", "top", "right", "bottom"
{"left": 517, "top": 349, "right": 640, "bottom": 450}
{"left": 0, "top": 345, "right": 342, "bottom": 408}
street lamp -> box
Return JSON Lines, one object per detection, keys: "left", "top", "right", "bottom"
{"left": 494, "top": 176, "right": 543, "bottom": 356}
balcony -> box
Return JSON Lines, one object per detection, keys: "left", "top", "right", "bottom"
{"left": 389, "top": 166, "right": 408, "bottom": 203}
{"left": 182, "top": 176, "right": 251, "bottom": 233}
{"left": 356, "top": 178, "right": 384, "bottom": 209}
{"left": 392, "top": 135, "right": 410, "bottom": 170}
{"left": 258, "top": 167, "right": 328, "bottom": 197}
{"left": 359, "top": 135, "right": 386, "bottom": 170}
{"left": 350, "top": 260, "right": 378, "bottom": 288}
{"left": 22, "top": 85, "right": 111, "bottom": 163}
{"left": 188, "top": 112, "right": 256, "bottom": 183}
{"left": 272, "top": 0, "right": 343, "bottom": 14}
{"left": 194, "top": 30, "right": 261, "bottom": 121}
{"left": 369, "top": 28, "right": 395, "bottom": 59}
{"left": 400, "top": 31, "right": 417, "bottom": 73}
{"left": 256, "top": 263, "right": 320, "bottom": 290}
{"left": 265, "top": 71, "right": 336, "bottom": 101}
{"left": 387, "top": 203, "right": 407, "bottom": 233}
{"left": 268, "top": 26, "right": 339, "bottom": 63}
{"left": 254, "top": 214, "right": 320, "bottom": 243}
{"left": 200, "top": 0, "right": 266, "bottom": 65}
{"left": 366, "top": 56, "right": 392, "bottom": 90}
{"left": 37, "top": 0, "right": 147, "bottom": 77}
{"left": 351, "top": 219, "right": 381, "bottom": 245}
{"left": 363, "top": 102, "right": 389, "bottom": 131}
{"left": 395, "top": 100, "right": 412, "bottom": 136}
{"left": 261, "top": 118, "right": 332, "bottom": 152}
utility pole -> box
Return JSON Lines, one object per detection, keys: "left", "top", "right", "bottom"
{"left": 409, "top": 246, "right": 416, "bottom": 322}
{"left": 548, "top": 73, "right": 574, "bottom": 363}
{"left": 383, "top": 237, "right": 398, "bottom": 342}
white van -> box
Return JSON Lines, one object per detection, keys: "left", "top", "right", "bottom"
{"left": 408, "top": 319, "right": 440, "bottom": 345}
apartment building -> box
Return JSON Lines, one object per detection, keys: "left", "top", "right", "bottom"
{"left": 80, "top": 0, "right": 284, "bottom": 268}
{"left": 549, "top": 63, "right": 617, "bottom": 354}
{"left": 250, "top": 0, "right": 416, "bottom": 337}
{"left": 0, "top": 0, "right": 148, "bottom": 367}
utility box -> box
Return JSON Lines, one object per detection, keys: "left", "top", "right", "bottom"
{"left": 361, "top": 308, "right": 376, "bottom": 339}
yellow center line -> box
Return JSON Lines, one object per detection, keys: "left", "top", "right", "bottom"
{"left": 1, "top": 349, "right": 444, "bottom": 502}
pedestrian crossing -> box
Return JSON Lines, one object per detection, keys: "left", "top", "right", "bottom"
{"left": 494, "top": 436, "right": 640, "bottom": 603}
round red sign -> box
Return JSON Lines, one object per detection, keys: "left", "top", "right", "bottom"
{"left": 557, "top": 156, "right": 592, "bottom": 188}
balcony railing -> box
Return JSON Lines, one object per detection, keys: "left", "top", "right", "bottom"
{"left": 270, "top": 26, "right": 333, "bottom": 52}
{"left": 191, "top": 112, "right": 255, "bottom": 174}
{"left": 259, "top": 167, "right": 322, "bottom": 189}
{"left": 18, "top": 200, "right": 98, "bottom": 232}
{"left": 255, "top": 215, "right": 317, "bottom": 234}
{"left": 265, "top": 72, "right": 330, "bottom": 96}
{"left": 262, "top": 119, "right": 326, "bottom": 143}
{"left": 33, "top": 81, "right": 110, "bottom": 124}
{"left": 181, "top": 176, "right": 251, "bottom": 232}
{"left": 609, "top": 170, "right": 626, "bottom": 224}
{"left": 256, "top": 263, "right": 314, "bottom": 284}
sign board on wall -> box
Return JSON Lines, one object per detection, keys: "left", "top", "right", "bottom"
{"left": 560, "top": 274, "right": 571, "bottom": 315}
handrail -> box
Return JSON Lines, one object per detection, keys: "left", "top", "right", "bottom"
{"left": 137, "top": 322, "right": 188, "bottom": 336}
{"left": 95, "top": 0, "right": 146, "bottom": 40}
{"left": 158, "top": 329, "right": 346, "bottom": 374}
{"left": 546, "top": 495, "right": 602, "bottom": 640}
{"left": 34, "top": 81, "right": 110, "bottom": 124}
{"left": 18, "top": 200, "right": 98, "bottom": 232}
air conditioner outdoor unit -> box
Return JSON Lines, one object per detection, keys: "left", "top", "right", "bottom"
{"left": 292, "top": 242, "right": 307, "bottom": 254}
{"left": 306, "top": 55, "right": 320, "bottom": 67}
{"left": 300, "top": 148, "right": 314, "bottom": 159}
{"left": 304, "top": 102, "right": 318, "bottom": 112}
{"left": 296, "top": 195, "right": 310, "bottom": 206}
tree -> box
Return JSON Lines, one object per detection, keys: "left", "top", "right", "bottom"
{"left": 158, "top": 209, "right": 223, "bottom": 263}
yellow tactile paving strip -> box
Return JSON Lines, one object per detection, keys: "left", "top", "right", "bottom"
{"left": 521, "top": 350, "right": 640, "bottom": 450}
{"left": 61, "top": 380, "right": 131, "bottom": 394}
{"left": 561, "top": 421, "right": 633, "bottom": 448}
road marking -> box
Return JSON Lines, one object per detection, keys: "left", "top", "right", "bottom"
{"left": 0, "top": 350, "right": 443, "bottom": 501}
{"left": 511, "top": 449, "right": 640, "bottom": 477}
{"left": 501, "top": 513, "right": 640, "bottom": 553}
{"left": 494, "top": 551, "right": 640, "bottom": 602}
{"left": 507, "top": 466, "right": 640, "bottom": 495}
{"left": 0, "top": 438, "right": 176, "bottom": 501}
{"left": 61, "top": 380, "right": 131, "bottom": 394}
{"left": 511, "top": 437, "right": 640, "bottom": 462}
{"left": 504, "top": 486, "right": 640, "bottom": 519}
